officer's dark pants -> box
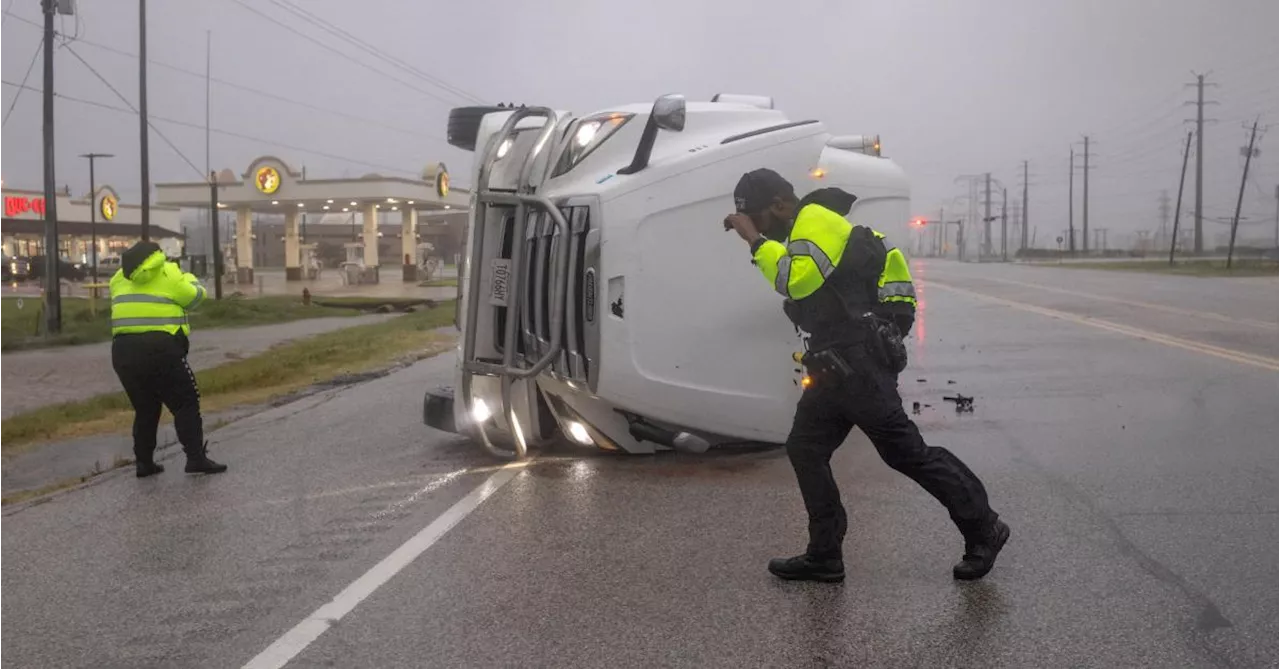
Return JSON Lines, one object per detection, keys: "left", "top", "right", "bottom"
{"left": 787, "top": 345, "right": 997, "bottom": 560}
{"left": 111, "top": 331, "right": 204, "bottom": 463}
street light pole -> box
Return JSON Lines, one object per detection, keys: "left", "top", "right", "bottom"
{"left": 138, "top": 0, "right": 151, "bottom": 241}
{"left": 80, "top": 153, "right": 114, "bottom": 282}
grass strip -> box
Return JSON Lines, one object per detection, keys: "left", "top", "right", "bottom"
{"left": 0, "top": 295, "right": 411, "bottom": 351}
{"left": 1, "top": 301, "right": 457, "bottom": 455}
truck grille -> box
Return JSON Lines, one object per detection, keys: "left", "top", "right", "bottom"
{"left": 492, "top": 206, "right": 592, "bottom": 383}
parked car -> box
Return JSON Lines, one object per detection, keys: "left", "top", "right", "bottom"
{"left": 84, "top": 255, "right": 121, "bottom": 279}
{"left": 3, "top": 255, "right": 32, "bottom": 282}
{"left": 26, "top": 256, "right": 87, "bottom": 282}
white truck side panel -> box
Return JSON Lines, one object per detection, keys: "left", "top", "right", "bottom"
{"left": 590, "top": 131, "right": 831, "bottom": 443}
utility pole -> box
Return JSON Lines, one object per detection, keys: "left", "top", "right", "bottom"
{"left": 80, "top": 153, "right": 114, "bottom": 282}
{"left": 1227, "top": 119, "right": 1260, "bottom": 269}
{"left": 1001, "top": 186, "right": 1008, "bottom": 261}
{"left": 1194, "top": 74, "right": 1204, "bottom": 254}
{"left": 1169, "top": 131, "right": 1193, "bottom": 265}
{"left": 1021, "top": 159, "right": 1029, "bottom": 252}
{"left": 968, "top": 181, "right": 976, "bottom": 261}
{"left": 139, "top": 0, "right": 151, "bottom": 241}
{"left": 1068, "top": 148, "right": 1076, "bottom": 254}
{"left": 1082, "top": 135, "right": 1091, "bottom": 255}
{"left": 1158, "top": 190, "right": 1171, "bottom": 251}
{"left": 1185, "top": 72, "right": 1219, "bottom": 254}
{"left": 983, "top": 173, "right": 993, "bottom": 258}
{"left": 41, "top": 0, "right": 64, "bottom": 335}
{"left": 205, "top": 30, "right": 211, "bottom": 179}
{"left": 1011, "top": 198, "right": 1022, "bottom": 253}
{"left": 938, "top": 206, "right": 944, "bottom": 257}
{"left": 209, "top": 172, "right": 223, "bottom": 299}
{"left": 954, "top": 175, "right": 985, "bottom": 262}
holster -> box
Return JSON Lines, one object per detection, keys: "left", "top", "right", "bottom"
{"left": 801, "top": 348, "right": 855, "bottom": 386}
{"left": 865, "top": 315, "right": 908, "bottom": 374}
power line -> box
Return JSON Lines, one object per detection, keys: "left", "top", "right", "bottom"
{"left": 0, "top": 0, "right": 16, "bottom": 33}
{"left": 266, "top": 0, "right": 485, "bottom": 105}
{"left": 2, "top": 80, "right": 419, "bottom": 177}
{"left": 2, "top": 9, "right": 446, "bottom": 143}
{"left": 61, "top": 43, "right": 205, "bottom": 179}
{"left": 3, "top": 35, "right": 43, "bottom": 128}
{"left": 223, "top": 0, "right": 477, "bottom": 109}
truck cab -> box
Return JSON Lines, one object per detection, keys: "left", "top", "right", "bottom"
{"left": 424, "top": 93, "right": 910, "bottom": 459}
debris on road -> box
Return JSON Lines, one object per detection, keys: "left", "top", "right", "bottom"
{"left": 943, "top": 394, "right": 975, "bottom": 413}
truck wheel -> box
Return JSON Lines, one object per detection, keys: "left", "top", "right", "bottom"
{"left": 447, "top": 105, "right": 508, "bottom": 152}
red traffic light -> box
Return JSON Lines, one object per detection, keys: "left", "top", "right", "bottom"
{"left": 912, "top": 218, "right": 926, "bottom": 227}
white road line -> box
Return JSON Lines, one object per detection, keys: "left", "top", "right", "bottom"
{"left": 241, "top": 463, "right": 525, "bottom": 669}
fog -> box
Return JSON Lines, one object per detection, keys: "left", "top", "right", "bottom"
{"left": 3, "top": 0, "right": 1277, "bottom": 249}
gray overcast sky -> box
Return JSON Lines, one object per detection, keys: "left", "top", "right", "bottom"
{"left": 3, "top": 0, "right": 1277, "bottom": 247}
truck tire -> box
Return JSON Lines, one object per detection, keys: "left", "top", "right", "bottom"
{"left": 447, "top": 105, "right": 508, "bottom": 152}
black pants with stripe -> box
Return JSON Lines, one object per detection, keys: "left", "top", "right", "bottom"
{"left": 111, "top": 331, "right": 204, "bottom": 462}
{"left": 785, "top": 343, "right": 998, "bottom": 560}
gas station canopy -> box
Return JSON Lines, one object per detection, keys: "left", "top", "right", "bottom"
{"left": 154, "top": 155, "right": 469, "bottom": 214}
{"left": 154, "top": 156, "right": 470, "bottom": 283}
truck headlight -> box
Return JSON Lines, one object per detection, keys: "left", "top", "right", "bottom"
{"left": 496, "top": 138, "right": 514, "bottom": 159}
{"left": 551, "top": 112, "right": 633, "bottom": 178}
{"left": 566, "top": 421, "right": 593, "bottom": 446}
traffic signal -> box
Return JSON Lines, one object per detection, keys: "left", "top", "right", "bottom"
{"left": 912, "top": 218, "right": 926, "bottom": 227}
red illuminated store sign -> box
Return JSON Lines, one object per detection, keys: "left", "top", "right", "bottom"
{"left": 4, "top": 196, "right": 46, "bottom": 217}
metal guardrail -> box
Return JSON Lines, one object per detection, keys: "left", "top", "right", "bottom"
{"left": 459, "top": 107, "right": 571, "bottom": 459}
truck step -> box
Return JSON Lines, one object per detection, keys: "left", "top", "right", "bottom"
{"left": 423, "top": 385, "right": 457, "bottom": 434}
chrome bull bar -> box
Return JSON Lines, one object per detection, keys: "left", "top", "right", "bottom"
{"left": 460, "top": 107, "right": 569, "bottom": 459}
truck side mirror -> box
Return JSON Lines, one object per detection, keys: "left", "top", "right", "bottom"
{"left": 651, "top": 93, "right": 686, "bottom": 132}
{"left": 618, "top": 93, "right": 686, "bottom": 175}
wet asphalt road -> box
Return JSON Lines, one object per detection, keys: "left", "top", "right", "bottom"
{"left": 2, "top": 260, "right": 1276, "bottom": 669}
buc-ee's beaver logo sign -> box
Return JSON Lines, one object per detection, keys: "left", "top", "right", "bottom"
{"left": 100, "top": 194, "right": 118, "bottom": 221}
{"left": 255, "top": 166, "right": 281, "bottom": 195}
{"left": 435, "top": 170, "right": 449, "bottom": 198}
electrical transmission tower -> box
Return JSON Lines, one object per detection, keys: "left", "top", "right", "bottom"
{"left": 1074, "top": 136, "right": 1095, "bottom": 254}
{"left": 1018, "top": 160, "right": 1032, "bottom": 252}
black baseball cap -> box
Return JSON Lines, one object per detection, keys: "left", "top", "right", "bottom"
{"left": 734, "top": 168, "right": 795, "bottom": 214}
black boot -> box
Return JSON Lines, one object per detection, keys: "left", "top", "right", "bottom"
{"left": 135, "top": 461, "right": 165, "bottom": 478}
{"left": 953, "top": 519, "right": 1010, "bottom": 581}
{"left": 768, "top": 554, "right": 845, "bottom": 583}
{"left": 184, "top": 442, "right": 228, "bottom": 475}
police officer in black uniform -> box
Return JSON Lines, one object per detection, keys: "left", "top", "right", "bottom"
{"left": 723, "top": 168, "right": 1010, "bottom": 583}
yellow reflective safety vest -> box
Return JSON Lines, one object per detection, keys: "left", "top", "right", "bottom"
{"left": 110, "top": 250, "right": 207, "bottom": 336}
{"left": 751, "top": 201, "right": 901, "bottom": 349}
{"left": 753, "top": 202, "right": 853, "bottom": 300}
{"left": 752, "top": 207, "right": 915, "bottom": 311}
{"left": 873, "top": 231, "right": 917, "bottom": 309}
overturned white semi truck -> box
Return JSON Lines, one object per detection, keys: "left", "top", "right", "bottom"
{"left": 423, "top": 93, "right": 911, "bottom": 459}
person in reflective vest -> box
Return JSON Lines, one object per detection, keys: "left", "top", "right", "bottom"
{"left": 723, "top": 168, "right": 1007, "bottom": 583}
{"left": 110, "top": 240, "right": 227, "bottom": 477}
